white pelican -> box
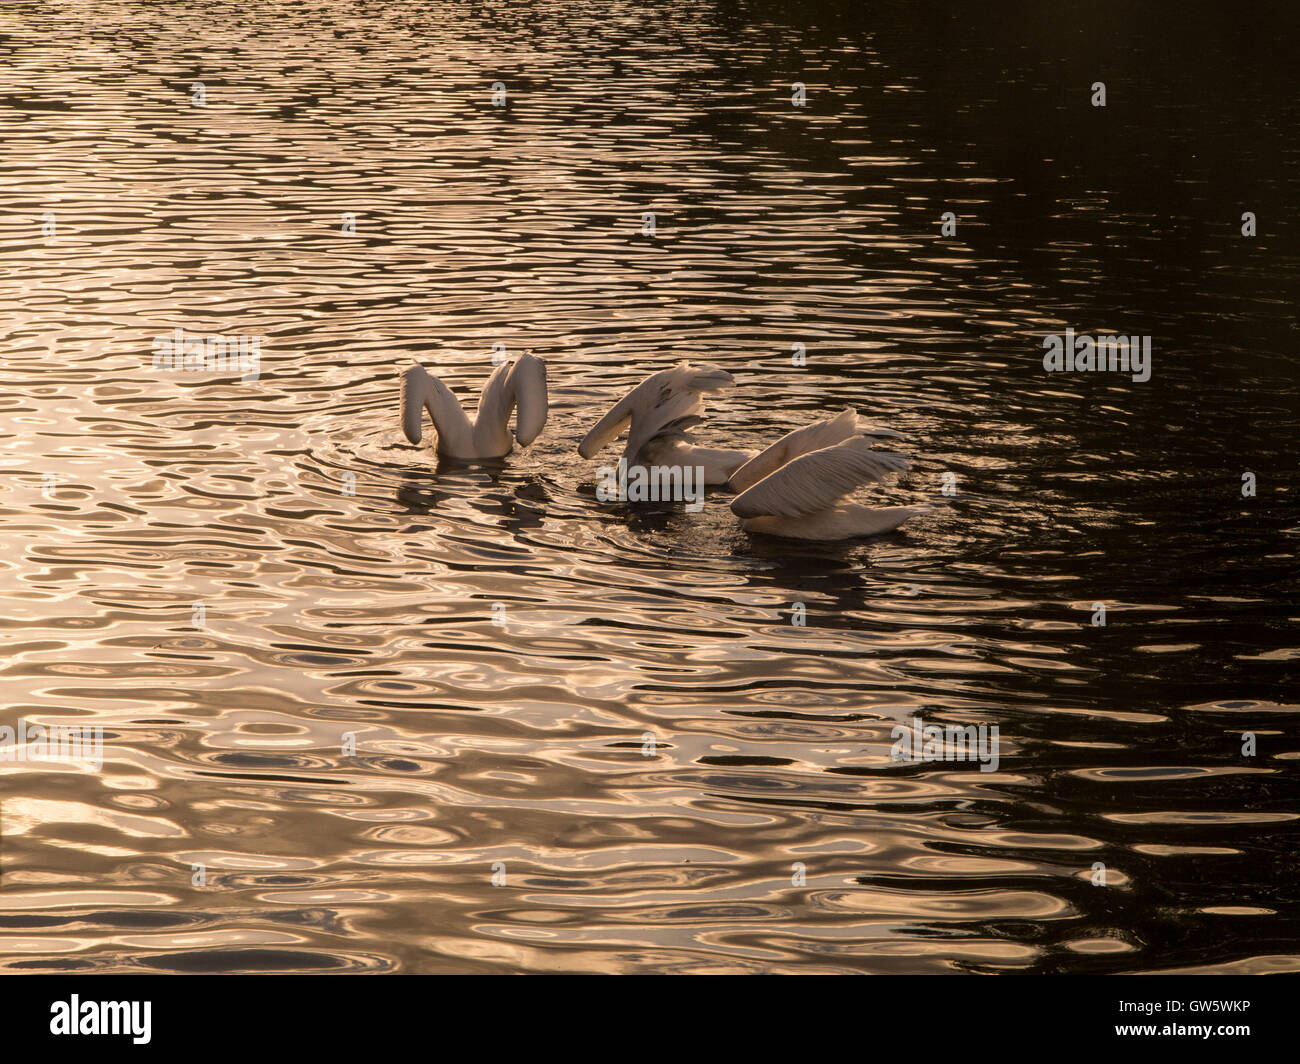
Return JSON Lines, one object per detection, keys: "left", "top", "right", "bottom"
{"left": 727, "top": 409, "right": 930, "bottom": 540}
{"left": 400, "top": 353, "right": 548, "bottom": 458}
{"left": 577, "top": 362, "right": 751, "bottom": 484}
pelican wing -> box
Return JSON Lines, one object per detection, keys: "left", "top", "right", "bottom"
{"left": 622, "top": 387, "right": 703, "bottom": 460}
{"left": 730, "top": 436, "right": 909, "bottom": 519}
{"left": 472, "top": 352, "right": 549, "bottom": 446}
{"left": 729, "top": 408, "right": 855, "bottom": 492}
{"left": 639, "top": 413, "right": 705, "bottom": 444}
{"left": 472, "top": 360, "right": 513, "bottom": 430}
{"left": 578, "top": 362, "right": 734, "bottom": 459}
{"left": 400, "top": 363, "right": 472, "bottom": 447}
{"left": 730, "top": 409, "right": 907, "bottom": 492}
{"left": 508, "top": 353, "right": 549, "bottom": 444}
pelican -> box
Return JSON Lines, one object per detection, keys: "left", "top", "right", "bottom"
{"left": 400, "top": 353, "right": 548, "bottom": 458}
{"left": 577, "top": 362, "right": 751, "bottom": 484}
{"left": 727, "top": 409, "right": 930, "bottom": 540}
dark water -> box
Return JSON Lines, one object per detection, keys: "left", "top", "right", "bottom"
{"left": 0, "top": 0, "right": 1296, "bottom": 974}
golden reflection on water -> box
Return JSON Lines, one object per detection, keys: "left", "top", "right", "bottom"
{"left": 1, "top": 0, "right": 1297, "bottom": 974}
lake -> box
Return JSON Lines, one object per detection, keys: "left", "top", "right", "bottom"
{"left": 0, "top": 0, "right": 1296, "bottom": 974}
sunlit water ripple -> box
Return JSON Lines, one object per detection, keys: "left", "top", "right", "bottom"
{"left": 0, "top": 0, "right": 1297, "bottom": 974}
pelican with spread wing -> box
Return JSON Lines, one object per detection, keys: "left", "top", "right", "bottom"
{"left": 727, "top": 409, "right": 930, "bottom": 539}
{"left": 577, "top": 362, "right": 751, "bottom": 484}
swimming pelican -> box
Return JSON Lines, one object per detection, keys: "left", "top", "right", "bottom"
{"left": 577, "top": 362, "right": 751, "bottom": 484}
{"left": 727, "top": 409, "right": 930, "bottom": 539}
{"left": 400, "top": 353, "right": 548, "bottom": 458}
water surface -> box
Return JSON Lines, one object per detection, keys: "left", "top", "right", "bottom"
{"left": 1, "top": 0, "right": 1297, "bottom": 974}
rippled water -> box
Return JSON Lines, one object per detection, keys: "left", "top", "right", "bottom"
{"left": 1, "top": 0, "right": 1297, "bottom": 974}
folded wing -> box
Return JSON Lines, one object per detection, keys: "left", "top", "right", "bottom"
{"left": 508, "top": 353, "right": 549, "bottom": 445}
{"left": 400, "top": 363, "right": 472, "bottom": 447}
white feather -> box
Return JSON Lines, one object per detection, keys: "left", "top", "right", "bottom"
{"left": 730, "top": 436, "right": 909, "bottom": 520}
{"left": 400, "top": 354, "right": 549, "bottom": 458}
{"left": 578, "top": 362, "right": 737, "bottom": 461}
